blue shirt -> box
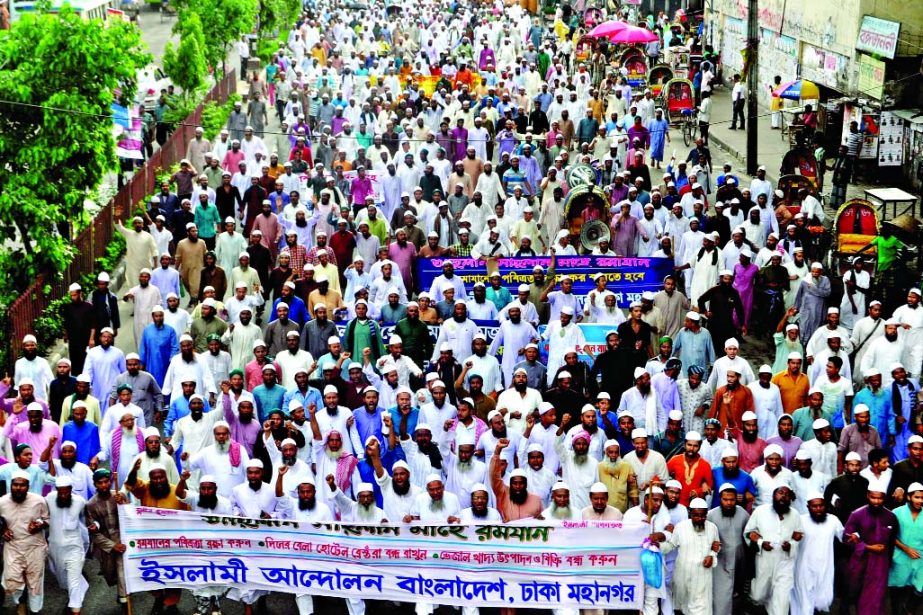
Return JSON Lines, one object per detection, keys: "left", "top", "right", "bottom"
{"left": 672, "top": 327, "right": 716, "bottom": 373}
{"left": 166, "top": 395, "right": 192, "bottom": 437}
{"left": 253, "top": 383, "right": 287, "bottom": 422}
{"left": 711, "top": 467, "right": 757, "bottom": 506}
{"left": 62, "top": 420, "right": 101, "bottom": 466}
{"left": 388, "top": 405, "right": 420, "bottom": 439}
{"left": 270, "top": 295, "right": 310, "bottom": 327}
{"left": 282, "top": 386, "right": 323, "bottom": 416}
{"left": 139, "top": 323, "right": 178, "bottom": 385}
{"left": 853, "top": 387, "right": 894, "bottom": 440}
{"left": 353, "top": 406, "right": 389, "bottom": 450}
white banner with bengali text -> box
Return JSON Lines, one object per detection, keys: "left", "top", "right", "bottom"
{"left": 120, "top": 506, "right": 646, "bottom": 609}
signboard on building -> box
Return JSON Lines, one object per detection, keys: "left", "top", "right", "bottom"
{"left": 857, "top": 53, "right": 886, "bottom": 100}
{"left": 856, "top": 16, "right": 900, "bottom": 60}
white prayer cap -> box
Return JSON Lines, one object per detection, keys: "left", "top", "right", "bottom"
{"left": 795, "top": 449, "right": 813, "bottom": 461}
{"left": 741, "top": 411, "right": 758, "bottom": 422}
{"left": 51, "top": 475, "right": 75, "bottom": 490}
{"left": 648, "top": 486, "right": 664, "bottom": 496}
{"left": 558, "top": 371, "right": 572, "bottom": 380}
{"left": 909, "top": 435, "right": 923, "bottom": 445}
{"left": 470, "top": 483, "right": 489, "bottom": 494}
{"left": 718, "top": 483, "right": 737, "bottom": 493}
{"left": 124, "top": 353, "right": 141, "bottom": 362}
{"left": 785, "top": 324, "right": 799, "bottom": 332}
{"left": 911, "top": 288, "right": 923, "bottom": 297}
{"left": 722, "top": 448, "right": 739, "bottom": 459}
{"left": 561, "top": 306, "right": 575, "bottom": 316}
{"left": 763, "top": 444, "right": 784, "bottom": 458}
{"left": 689, "top": 498, "right": 708, "bottom": 509}
{"left": 392, "top": 460, "right": 410, "bottom": 473}
{"left": 805, "top": 490, "right": 825, "bottom": 502}
{"left": 812, "top": 418, "right": 830, "bottom": 430}
{"left": 685, "top": 431, "right": 702, "bottom": 442}
{"left": 68, "top": 282, "right": 82, "bottom": 292}
{"left": 431, "top": 380, "right": 446, "bottom": 389}
{"left": 57, "top": 358, "right": 72, "bottom": 367}
{"left": 414, "top": 423, "right": 433, "bottom": 433}
{"left": 868, "top": 479, "right": 888, "bottom": 494}
{"left": 72, "top": 400, "right": 87, "bottom": 410}
{"left": 323, "top": 385, "right": 339, "bottom": 396}
{"left": 238, "top": 251, "right": 250, "bottom": 260}
{"left": 25, "top": 402, "right": 43, "bottom": 414}
{"left": 597, "top": 392, "right": 611, "bottom": 400}
{"left": 885, "top": 318, "right": 901, "bottom": 326}
{"left": 357, "top": 482, "right": 375, "bottom": 494}
{"left": 327, "top": 335, "right": 341, "bottom": 345}
{"left": 251, "top": 339, "right": 268, "bottom": 350}
{"left": 260, "top": 364, "right": 276, "bottom": 374}
{"left": 280, "top": 438, "right": 297, "bottom": 448}
{"left": 589, "top": 482, "right": 609, "bottom": 494}
{"left": 810, "top": 262, "right": 824, "bottom": 270}
{"left": 149, "top": 463, "right": 167, "bottom": 474}
{"left": 143, "top": 427, "right": 161, "bottom": 439}
{"left": 865, "top": 368, "right": 881, "bottom": 377}
{"left": 552, "top": 481, "right": 570, "bottom": 492}
{"left": 510, "top": 468, "right": 528, "bottom": 479}
{"left": 719, "top": 269, "right": 733, "bottom": 277}
{"left": 275, "top": 301, "right": 289, "bottom": 311}
{"left": 389, "top": 334, "right": 403, "bottom": 345}
{"left": 424, "top": 473, "right": 443, "bottom": 485}
{"left": 909, "top": 483, "right": 923, "bottom": 494}
{"left": 845, "top": 452, "right": 862, "bottom": 462}
{"left": 11, "top": 470, "right": 30, "bottom": 482}
{"left": 97, "top": 272, "right": 110, "bottom": 282}
{"left": 100, "top": 327, "right": 115, "bottom": 335}
{"left": 425, "top": 373, "right": 439, "bottom": 383}
{"left": 17, "top": 377, "right": 35, "bottom": 388}
{"left": 633, "top": 367, "right": 647, "bottom": 379}
{"left": 581, "top": 404, "right": 597, "bottom": 415}
{"left": 527, "top": 443, "right": 545, "bottom": 455}
{"left": 246, "top": 459, "right": 264, "bottom": 469}
{"left": 539, "top": 402, "right": 556, "bottom": 416}
{"left": 890, "top": 361, "right": 905, "bottom": 373}
{"left": 151, "top": 304, "right": 165, "bottom": 314}
{"left": 758, "top": 364, "right": 773, "bottom": 374}
{"left": 456, "top": 430, "right": 475, "bottom": 447}
{"left": 200, "top": 475, "right": 218, "bottom": 486}
{"left": 787, "top": 351, "right": 803, "bottom": 361}
{"left": 517, "top": 284, "right": 530, "bottom": 293}
{"left": 724, "top": 337, "right": 739, "bottom": 348}
{"left": 286, "top": 331, "right": 301, "bottom": 340}
{"left": 685, "top": 311, "right": 701, "bottom": 321}
{"left": 853, "top": 404, "right": 870, "bottom": 415}
{"left": 59, "top": 439, "right": 78, "bottom": 451}
{"left": 631, "top": 428, "right": 648, "bottom": 440}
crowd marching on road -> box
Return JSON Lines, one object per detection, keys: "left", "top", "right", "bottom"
{"left": 4, "top": 0, "right": 923, "bottom": 614}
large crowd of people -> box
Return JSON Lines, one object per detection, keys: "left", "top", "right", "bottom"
{"left": 2, "top": 0, "right": 920, "bottom": 614}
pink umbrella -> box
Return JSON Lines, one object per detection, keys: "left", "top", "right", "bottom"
{"left": 588, "top": 20, "right": 629, "bottom": 38}
{"left": 607, "top": 25, "right": 659, "bottom": 44}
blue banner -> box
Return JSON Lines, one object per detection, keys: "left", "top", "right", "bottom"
{"left": 415, "top": 256, "right": 674, "bottom": 308}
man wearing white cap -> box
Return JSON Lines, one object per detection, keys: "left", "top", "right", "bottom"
{"left": 168, "top": 393, "right": 223, "bottom": 486}
{"left": 44, "top": 439, "right": 94, "bottom": 500}
{"left": 83, "top": 328, "right": 127, "bottom": 403}
{"left": 805, "top": 307, "right": 854, "bottom": 361}
{"left": 661, "top": 497, "right": 719, "bottom": 615}
{"left": 161, "top": 334, "right": 217, "bottom": 402}
{"left": 745, "top": 484, "right": 803, "bottom": 615}
{"left": 225, "top": 251, "right": 261, "bottom": 303}
{"left": 800, "top": 416, "right": 838, "bottom": 478}
{"left": 707, "top": 483, "right": 749, "bottom": 615}
{"left": 127, "top": 426, "right": 179, "bottom": 486}
{"left": 430, "top": 300, "right": 478, "bottom": 364}
{"left": 791, "top": 489, "right": 843, "bottom": 615}
{"left": 498, "top": 284, "right": 540, "bottom": 327}
{"left": 115, "top": 215, "right": 158, "bottom": 294}
{"left": 687, "top": 231, "right": 723, "bottom": 306}
{"left": 231, "top": 459, "right": 278, "bottom": 518}
{"left": 224, "top": 279, "right": 265, "bottom": 326}
{"left": 124, "top": 268, "right": 163, "bottom": 353}
{"left": 138, "top": 304, "right": 177, "bottom": 387}
{"left": 750, "top": 445, "right": 795, "bottom": 506}
{"left": 625, "top": 485, "right": 672, "bottom": 614}
{"left": 582, "top": 482, "right": 623, "bottom": 520}
{"left": 540, "top": 481, "right": 581, "bottom": 522}
{"left": 0, "top": 469, "right": 49, "bottom": 614}
{"left": 842, "top": 480, "right": 897, "bottom": 615}
{"left": 174, "top": 222, "right": 207, "bottom": 301}
{"left": 791, "top": 448, "right": 830, "bottom": 514}
{"left": 748, "top": 364, "right": 783, "bottom": 438}
{"left": 221, "top": 306, "right": 264, "bottom": 372}
{"left": 45, "top": 475, "right": 90, "bottom": 614}
{"left": 792, "top": 262, "right": 831, "bottom": 344}
{"left": 706, "top": 337, "right": 754, "bottom": 391}
{"left": 859, "top": 319, "right": 903, "bottom": 388}
{"left": 495, "top": 368, "right": 542, "bottom": 432}
{"left": 542, "top": 306, "right": 588, "bottom": 386}
{"left": 183, "top": 421, "right": 250, "bottom": 498}
{"left": 490, "top": 307, "right": 540, "bottom": 387}
{"left": 554, "top": 416, "right": 601, "bottom": 510}
{"left": 427, "top": 261, "right": 468, "bottom": 304}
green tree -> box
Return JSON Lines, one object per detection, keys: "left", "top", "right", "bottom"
{"left": 0, "top": 10, "right": 149, "bottom": 299}
{"left": 257, "top": 0, "right": 299, "bottom": 46}
{"left": 164, "top": 11, "right": 209, "bottom": 97}
{"left": 177, "top": 0, "right": 257, "bottom": 74}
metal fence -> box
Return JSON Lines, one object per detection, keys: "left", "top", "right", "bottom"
{"left": 6, "top": 71, "right": 237, "bottom": 363}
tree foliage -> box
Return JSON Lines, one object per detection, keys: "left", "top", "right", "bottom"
{"left": 164, "top": 10, "right": 208, "bottom": 96}
{"left": 175, "top": 0, "right": 258, "bottom": 74}
{"left": 258, "top": 0, "right": 299, "bottom": 45}
{"left": 0, "top": 10, "right": 149, "bottom": 301}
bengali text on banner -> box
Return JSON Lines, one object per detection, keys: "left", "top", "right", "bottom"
{"left": 120, "top": 507, "right": 646, "bottom": 609}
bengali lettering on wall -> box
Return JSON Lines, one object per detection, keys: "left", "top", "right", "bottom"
{"left": 120, "top": 507, "right": 647, "bottom": 609}
{"left": 856, "top": 16, "right": 900, "bottom": 60}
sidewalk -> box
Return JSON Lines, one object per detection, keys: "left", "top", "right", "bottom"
{"left": 701, "top": 87, "right": 870, "bottom": 213}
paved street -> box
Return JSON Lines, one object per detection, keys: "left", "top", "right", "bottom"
{"left": 136, "top": 6, "right": 178, "bottom": 63}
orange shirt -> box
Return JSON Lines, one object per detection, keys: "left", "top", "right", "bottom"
{"left": 709, "top": 385, "right": 754, "bottom": 430}
{"left": 666, "top": 455, "right": 714, "bottom": 506}
{"left": 771, "top": 371, "right": 810, "bottom": 415}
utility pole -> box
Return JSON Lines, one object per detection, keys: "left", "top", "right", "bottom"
{"left": 746, "top": 0, "right": 759, "bottom": 175}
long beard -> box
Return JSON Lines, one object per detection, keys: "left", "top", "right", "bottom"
{"left": 721, "top": 506, "right": 737, "bottom": 517}
{"left": 510, "top": 488, "right": 528, "bottom": 505}
{"left": 145, "top": 449, "right": 160, "bottom": 459}
{"left": 29, "top": 423, "right": 42, "bottom": 433}
{"left": 325, "top": 448, "right": 345, "bottom": 461}
{"left": 773, "top": 501, "right": 791, "bottom": 515}
{"left": 216, "top": 441, "right": 230, "bottom": 454}
{"left": 584, "top": 423, "right": 598, "bottom": 435}
{"left": 692, "top": 520, "right": 706, "bottom": 531}
{"left": 810, "top": 511, "right": 827, "bottom": 523}
{"left": 61, "top": 458, "right": 76, "bottom": 469}
{"left": 574, "top": 453, "right": 589, "bottom": 465}
{"left": 198, "top": 494, "right": 219, "bottom": 510}
{"left": 356, "top": 503, "right": 378, "bottom": 520}
{"left": 298, "top": 497, "right": 317, "bottom": 511}
{"left": 56, "top": 496, "right": 73, "bottom": 509}
{"left": 283, "top": 456, "right": 297, "bottom": 467}
{"left": 149, "top": 482, "right": 171, "bottom": 499}
{"left": 392, "top": 481, "right": 411, "bottom": 496}
{"left": 472, "top": 506, "right": 488, "bottom": 518}
{"left": 550, "top": 504, "right": 572, "bottom": 519}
